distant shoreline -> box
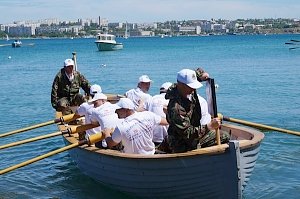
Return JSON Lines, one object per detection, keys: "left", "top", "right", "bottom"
{"left": 2, "top": 32, "right": 300, "bottom": 41}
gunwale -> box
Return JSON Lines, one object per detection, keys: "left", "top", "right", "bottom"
{"left": 58, "top": 121, "right": 264, "bottom": 159}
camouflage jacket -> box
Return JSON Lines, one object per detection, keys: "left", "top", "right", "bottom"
{"left": 165, "top": 84, "right": 202, "bottom": 141}
{"left": 51, "top": 68, "right": 90, "bottom": 109}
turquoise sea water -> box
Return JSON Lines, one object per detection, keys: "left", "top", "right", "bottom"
{"left": 0, "top": 34, "right": 299, "bottom": 199}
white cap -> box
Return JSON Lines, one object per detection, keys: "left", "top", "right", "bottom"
{"left": 88, "top": 93, "right": 107, "bottom": 104}
{"left": 177, "top": 69, "right": 203, "bottom": 89}
{"left": 115, "top": 98, "right": 135, "bottom": 110}
{"left": 138, "top": 75, "right": 152, "bottom": 83}
{"left": 160, "top": 82, "right": 172, "bottom": 90}
{"left": 64, "top": 59, "right": 74, "bottom": 67}
{"left": 90, "top": 84, "right": 102, "bottom": 95}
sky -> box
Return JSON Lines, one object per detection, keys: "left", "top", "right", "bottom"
{"left": 1, "top": 0, "right": 300, "bottom": 24}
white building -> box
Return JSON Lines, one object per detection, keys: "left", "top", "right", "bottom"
{"left": 196, "top": 26, "right": 201, "bottom": 34}
{"left": 178, "top": 26, "right": 196, "bottom": 34}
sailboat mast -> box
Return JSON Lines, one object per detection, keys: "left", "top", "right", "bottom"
{"left": 125, "top": 22, "right": 128, "bottom": 39}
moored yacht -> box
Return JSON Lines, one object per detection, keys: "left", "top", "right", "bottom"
{"left": 94, "top": 33, "right": 123, "bottom": 51}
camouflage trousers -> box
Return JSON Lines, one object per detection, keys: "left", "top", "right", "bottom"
{"left": 158, "top": 130, "right": 230, "bottom": 153}
{"left": 56, "top": 93, "right": 86, "bottom": 115}
{"left": 198, "top": 130, "right": 230, "bottom": 148}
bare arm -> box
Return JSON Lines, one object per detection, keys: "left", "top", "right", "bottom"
{"left": 103, "top": 128, "right": 119, "bottom": 148}
{"left": 195, "top": 68, "right": 210, "bottom": 82}
{"left": 91, "top": 120, "right": 100, "bottom": 126}
{"left": 159, "top": 118, "right": 169, "bottom": 126}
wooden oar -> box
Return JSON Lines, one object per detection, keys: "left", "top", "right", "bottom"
{"left": 0, "top": 123, "right": 99, "bottom": 150}
{"left": 219, "top": 114, "right": 300, "bottom": 137}
{"left": 0, "top": 132, "right": 61, "bottom": 150}
{"left": 0, "top": 133, "right": 104, "bottom": 175}
{"left": 0, "top": 113, "right": 79, "bottom": 138}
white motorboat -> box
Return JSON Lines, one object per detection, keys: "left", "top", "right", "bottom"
{"left": 12, "top": 40, "right": 22, "bottom": 48}
{"left": 94, "top": 33, "right": 123, "bottom": 51}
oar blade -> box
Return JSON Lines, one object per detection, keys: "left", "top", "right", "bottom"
{"left": 285, "top": 42, "right": 297, "bottom": 45}
{"left": 290, "top": 39, "right": 300, "bottom": 42}
{"left": 206, "top": 78, "right": 221, "bottom": 145}
{"left": 289, "top": 47, "right": 300, "bottom": 50}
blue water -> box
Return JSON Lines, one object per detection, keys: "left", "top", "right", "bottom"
{"left": 0, "top": 35, "right": 299, "bottom": 199}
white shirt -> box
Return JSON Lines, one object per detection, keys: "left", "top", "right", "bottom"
{"left": 90, "top": 102, "right": 119, "bottom": 130}
{"left": 197, "top": 94, "right": 211, "bottom": 125}
{"left": 111, "top": 111, "right": 161, "bottom": 155}
{"left": 145, "top": 93, "right": 169, "bottom": 143}
{"left": 125, "top": 87, "right": 152, "bottom": 110}
{"left": 76, "top": 102, "right": 102, "bottom": 138}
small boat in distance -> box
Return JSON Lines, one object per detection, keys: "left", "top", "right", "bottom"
{"left": 12, "top": 40, "right": 22, "bottom": 48}
{"left": 94, "top": 33, "right": 123, "bottom": 51}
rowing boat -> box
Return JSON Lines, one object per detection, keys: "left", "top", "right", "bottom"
{"left": 56, "top": 94, "right": 264, "bottom": 199}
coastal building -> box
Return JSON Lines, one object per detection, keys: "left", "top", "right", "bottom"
{"left": 38, "top": 18, "right": 59, "bottom": 26}
{"left": 140, "top": 30, "right": 154, "bottom": 36}
{"left": 178, "top": 26, "right": 197, "bottom": 34}
{"left": 201, "top": 22, "right": 214, "bottom": 32}
{"left": 8, "top": 25, "right": 36, "bottom": 37}
{"left": 213, "top": 24, "right": 226, "bottom": 33}
{"left": 0, "top": 24, "right": 5, "bottom": 31}
{"left": 1, "top": 17, "right": 300, "bottom": 38}
{"left": 108, "top": 22, "right": 123, "bottom": 29}
{"left": 36, "top": 26, "right": 60, "bottom": 35}
{"left": 196, "top": 26, "right": 201, "bottom": 34}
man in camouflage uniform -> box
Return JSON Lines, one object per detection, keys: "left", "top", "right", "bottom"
{"left": 165, "top": 68, "right": 229, "bottom": 153}
{"left": 51, "top": 58, "right": 91, "bottom": 115}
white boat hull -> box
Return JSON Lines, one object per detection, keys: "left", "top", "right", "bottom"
{"left": 95, "top": 42, "right": 123, "bottom": 51}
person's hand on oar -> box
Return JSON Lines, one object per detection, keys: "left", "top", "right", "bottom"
{"left": 195, "top": 67, "right": 210, "bottom": 82}
{"left": 0, "top": 113, "right": 80, "bottom": 138}
{"left": 207, "top": 117, "right": 221, "bottom": 130}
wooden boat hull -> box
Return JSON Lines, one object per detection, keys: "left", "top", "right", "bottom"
{"left": 60, "top": 121, "right": 264, "bottom": 199}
